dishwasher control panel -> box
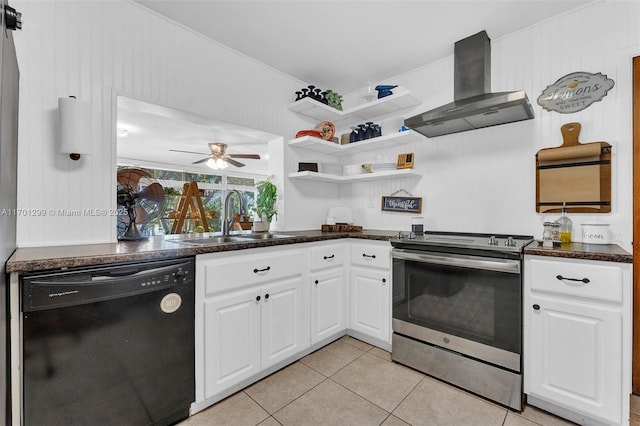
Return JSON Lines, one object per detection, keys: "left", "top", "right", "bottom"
{"left": 21, "top": 258, "right": 195, "bottom": 312}
{"left": 141, "top": 264, "right": 191, "bottom": 288}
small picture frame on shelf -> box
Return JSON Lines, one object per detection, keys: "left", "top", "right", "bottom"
{"left": 397, "top": 153, "right": 414, "bottom": 169}
{"left": 298, "top": 162, "right": 318, "bottom": 172}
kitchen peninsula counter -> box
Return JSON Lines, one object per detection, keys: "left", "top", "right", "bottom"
{"left": 524, "top": 241, "right": 632, "bottom": 263}
{"left": 6, "top": 230, "right": 399, "bottom": 273}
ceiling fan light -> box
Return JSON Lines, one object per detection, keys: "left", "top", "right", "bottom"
{"left": 206, "top": 157, "right": 228, "bottom": 170}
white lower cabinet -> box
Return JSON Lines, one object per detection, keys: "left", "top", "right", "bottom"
{"left": 524, "top": 255, "right": 632, "bottom": 426}
{"left": 309, "top": 243, "right": 347, "bottom": 344}
{"left": 204, "top": 287, "right": 261, "bottom": 397}
{"left": 311, "top": 269, "right": 345, "bottom": 344}
{"left": 196, "top": 247, "right": 308, "bottom": 402}
{"left": 349, "top": 241, "right": 391, "bottom": 345}
{"left": 195, "top": 239, "right": 394, "bottom": 408}
{"left": 261, "top": 278, "right": 304, "bottom": 368}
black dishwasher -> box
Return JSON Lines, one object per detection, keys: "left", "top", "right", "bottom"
{"left": 21, "top": 258, "right": 195, "bottom": 426}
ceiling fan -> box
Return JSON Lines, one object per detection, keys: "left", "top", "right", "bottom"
{"left": 170, "top": 142, "right": 261, "bottom": 168}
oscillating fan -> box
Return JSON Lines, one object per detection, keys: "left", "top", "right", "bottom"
{"left": 116, "top": 168, "right": 166, "bottom": 240}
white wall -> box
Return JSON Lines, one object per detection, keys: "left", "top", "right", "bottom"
{"left": 338, "top": 0, "right": 640, "bottom": 252}
{"left": 12, "top": 0, "right": 640, "bottom": 251}
{"left": 12, "top": 0, "right": 338, "bottom": 246}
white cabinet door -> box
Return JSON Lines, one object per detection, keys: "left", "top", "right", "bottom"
{"left": 203, "top": 287, "right": 261, "bottom": 400}
{"left": 261, "top": 276, "right": 306, "bottom": 370}
{"left": 527, "top": 293, "right": 622, "bottom": 424}
{"left": 350, "top": 267, "right": 390, "bottom": 342}
{"left": 310, "top": 269, "right": 345, "bottom": 344}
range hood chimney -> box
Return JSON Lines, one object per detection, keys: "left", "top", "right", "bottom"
{"left": 405, "top": 30, "right": 534, "bottom": 138}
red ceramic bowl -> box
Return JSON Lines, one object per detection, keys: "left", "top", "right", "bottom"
{"left": 295, "top": 129, "right": 323, "bottom": 139}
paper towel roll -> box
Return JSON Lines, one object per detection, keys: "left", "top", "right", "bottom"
{"left": 537, "top": 143, "right": 602, "bottom": 162}
{"left": 59, "top": 96, "right": 92, "bottom": 157}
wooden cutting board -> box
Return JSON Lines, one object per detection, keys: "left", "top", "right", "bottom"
{"left": 535, "top": 122, "right": 611, "bottom": 213}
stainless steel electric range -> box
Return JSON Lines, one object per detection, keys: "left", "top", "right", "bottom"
{"left": 390, "top": 231, "right": 534, "bottom": 411}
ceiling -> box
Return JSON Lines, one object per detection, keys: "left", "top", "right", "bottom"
{"left": 116, "top": 96, "right": 277, "bottom": 176}
{"left": 134, "top": 0, "right": 591, "bottom": 94}
{"left": 121, "top": 0, "right": 591, "bottom": 175}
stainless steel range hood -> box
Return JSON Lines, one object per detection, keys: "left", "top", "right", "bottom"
{"left": 405, "top": 30, "right": 534, "bottom": 138}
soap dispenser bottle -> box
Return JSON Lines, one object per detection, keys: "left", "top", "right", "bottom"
{"left": 556, "top": 202, "right": 572, "bottom": 244}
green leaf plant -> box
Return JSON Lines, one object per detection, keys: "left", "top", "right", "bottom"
{"left": 254, "top": 176, "right": 278, "bottom": 223}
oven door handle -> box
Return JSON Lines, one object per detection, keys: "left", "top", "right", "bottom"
{"left": 391, "top": 249, "right": 521, "bottom": 274}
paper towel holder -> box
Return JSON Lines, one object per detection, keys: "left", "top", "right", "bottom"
{"left": 59, "top": 95, "right": 92, "bottom": 160}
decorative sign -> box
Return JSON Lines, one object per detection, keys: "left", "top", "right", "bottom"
{"left": 381, "top": 196, "right": 422, "bottom": 213}
{"left": 396, "top": 152, "right": 414, "bottom": 169}
{"left": 537, "top": 71, "right": 614, "bottom": 114}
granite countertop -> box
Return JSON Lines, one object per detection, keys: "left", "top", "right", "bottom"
{"left": 6, "top": 230, "right": 399, "bottom": 274}
{"left": 8, "top": 230, "right": 632, "bottom": 274}
{"left": 524, "top": 240, "right": 633, "bottom": 263}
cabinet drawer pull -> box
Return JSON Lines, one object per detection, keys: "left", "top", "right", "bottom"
{"left": 314, "top": 280, "right": 319, "bottom": 285}
{"left": 382, "top": 278, "right": 386, "bottom": 284}
{"left": 323, "top": 254, "right": 335, "bottom": 260}
{"left": 265, "top": 293, "right": 270, "bottom": 299}
{"left": 363, "top": 253, "right": 376, "bottom": 259}
{"left": 253, "top": 266, "right": 271, "bottom": 274}
{"left": 532, "top": 304, "right": 540, "bottom": 311}
{"left": 256, "top": 295, "right": 261, "bottom": 301}
{"left": 556, "top": 274, "right": 590, "bottom": 284}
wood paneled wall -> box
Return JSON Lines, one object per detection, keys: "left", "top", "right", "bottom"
{"left": 632, "top": 55, "right": 640, "bottom": 394}
{"left": 12, "top": 0, "right": 337, "bottom": 246}
{"left": 10, "top": 1, "right": 640, "bottom": 246}
{"left": 340, "top": 2, "right": 640, "bottom": 245}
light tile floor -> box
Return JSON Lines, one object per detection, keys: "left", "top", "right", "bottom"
{"left": 179, "top": 336, "right": 576, "bottom": 426}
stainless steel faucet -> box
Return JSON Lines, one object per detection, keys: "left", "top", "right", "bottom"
{"left": 222, "top": 190, "right": 246, "bottom": 235}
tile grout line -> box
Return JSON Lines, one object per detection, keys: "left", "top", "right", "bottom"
{"left": 326, "top": 377, "right": 394, "bottom": 422}
{"left": 383, "top": 374, "right": 427, "bottom": 426}
{"left": 240, "top": 390, "right": 278, "bottom": 426}
{"left": 268, "top": 375, "right": 332, "bottom": 423}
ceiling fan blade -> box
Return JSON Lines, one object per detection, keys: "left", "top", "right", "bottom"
{"left": 224, "top": 157, "right": 245, "bottom": 167}
{"left": 138, "top": 182, "right": 164, "bottom": 203}
{"left": 228, "top": 154, "right": 261, "bottom": 159}
{"left": 169, "top": 149, "right": 209, "bottom": 155}
{"left": 192, "top": 156, "right": 212, "bottom": 164}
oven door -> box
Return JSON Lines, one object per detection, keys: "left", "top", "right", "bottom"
{"left": 392, "top": 248, "right": 522, "bottom": 372}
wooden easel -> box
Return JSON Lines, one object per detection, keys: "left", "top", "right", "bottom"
{"left": 170, "top": 181, "right": 210, "bottom": 234}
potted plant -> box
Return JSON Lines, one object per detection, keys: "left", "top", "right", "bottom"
{"left": 253, "top": 176, "right": 277, "bottom": 231}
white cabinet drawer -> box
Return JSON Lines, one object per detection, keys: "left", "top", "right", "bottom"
{"left": 350, "top": 242, "right": 390, "bottom": 270}
{"left": 310, "top": 244, "right": 346, "bottom": 271}
{"left": 526, "top": 257, "right": 623, "bottom": 303}
{"left": 200, "top": 250, "right": 303, "bottom": 296}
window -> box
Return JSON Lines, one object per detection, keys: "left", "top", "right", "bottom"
{"left": 117, "top": 166, "right": 261, "bottom": 235}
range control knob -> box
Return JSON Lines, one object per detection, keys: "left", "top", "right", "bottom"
{"left": 505, "top": 236, "right": 517, "bottom": 247}
{"left": 488, "top": 235, "right": 499, "bottom": 246}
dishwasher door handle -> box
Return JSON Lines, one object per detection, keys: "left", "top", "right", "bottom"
{"left": 22, "top": 259, "right": 195, "bottom": 312}
{"left": 28, "top": 261, "right": 192, "bottom": 286}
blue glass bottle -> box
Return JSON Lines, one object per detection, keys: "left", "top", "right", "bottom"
{"left": 349, "top": 127, "right": 358, "bottom": 143}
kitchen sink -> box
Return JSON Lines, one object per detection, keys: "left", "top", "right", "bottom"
{"left": 169, "top": 236, "right": 254, "bottom": 246}
{"left": 168, "top": 233, "right": 296, "bottom": 246}
{"left": 240, "top": 233, "right": 295, "bottom": 240}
